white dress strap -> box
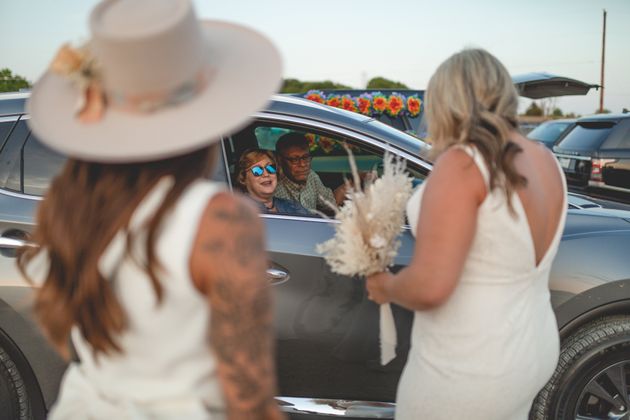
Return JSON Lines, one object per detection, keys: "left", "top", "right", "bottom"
{"left": 456, "top": 144, "right": 490, "bottom": 188}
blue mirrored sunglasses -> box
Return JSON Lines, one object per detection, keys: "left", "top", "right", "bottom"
{"left": 250, "top": 164, "right": 277, "bottom": 177}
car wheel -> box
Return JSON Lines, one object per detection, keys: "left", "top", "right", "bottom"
{"left": 530, "top": 315, "right": 630, "bottom": 420}
{"left": 0, "top": 343, "right": 32, "bottom": 420}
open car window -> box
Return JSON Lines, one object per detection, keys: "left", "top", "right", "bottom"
{"left": 222, "top": 121, "right": 427, "bottom": 218}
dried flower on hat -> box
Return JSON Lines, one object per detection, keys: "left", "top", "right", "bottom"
{"left": 49, "top": 43, "right": 105, "bottom": 123}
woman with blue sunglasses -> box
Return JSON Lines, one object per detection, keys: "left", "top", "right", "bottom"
{"left": 237, "top": 149, "right": 311, "bottom": 216}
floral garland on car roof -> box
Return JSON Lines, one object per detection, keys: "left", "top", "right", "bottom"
{"left": 304, "top": 90, "right": 422, "bottom": 118}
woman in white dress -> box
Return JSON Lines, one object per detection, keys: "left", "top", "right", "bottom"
{"left": 18, "top": 0, "right": 284, "bottom": 418}
{"left": 366, "top": 49, "right": 566, "bottom": 419}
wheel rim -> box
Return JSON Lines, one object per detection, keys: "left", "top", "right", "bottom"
{"left": 575, "top": 360, "right": 630, "bottom": 419}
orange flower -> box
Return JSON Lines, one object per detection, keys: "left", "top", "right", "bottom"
{"left": 373, "top": 96, "right": 387, "bottom": 113}
{"left": 326, "top": 95, "right": 341, "bottom": 108}
{"left": 318, "top": 136, "right": 336, "bottom": 153}
{"left": 306, "top": 93, "right": 325, "bottom": 103}
{"left": 305, "top": 133, "right": 318, "bottom": 151}
{"left": 407, "top": 96, "right": 421, "bottom": 117}
{"left": 357, "top": 97, "right": 372, "bottom": 115}
{"left": 387, "top": 95, "right": 404, "bottom": 117}
{"left": 341, "top": 95, "right": 358, "bottom": 112}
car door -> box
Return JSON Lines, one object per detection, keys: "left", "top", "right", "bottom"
{"left": 221, "top": 115, "right": 427, "bottom": 418}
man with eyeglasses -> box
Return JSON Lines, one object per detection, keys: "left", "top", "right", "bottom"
{"left": 274, "top": 132, "right": 346, "bottom": 213}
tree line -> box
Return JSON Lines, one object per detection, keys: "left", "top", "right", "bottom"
{"left": 1, "top": 68, "right": 616, "bottom": 116}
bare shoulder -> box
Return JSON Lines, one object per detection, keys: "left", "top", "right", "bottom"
{"left": 190, "top": 192, "right": 265, "bottom": 294}
{"left": 429, "top": 146, "right": 487, "bottom": 203}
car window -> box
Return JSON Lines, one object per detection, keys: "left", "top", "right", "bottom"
{"left": 0, "top": 119, "right": 29, "bottom": 192}
{"left": 22, "top": 133, "right": 66, "bottom": 196}
{"left": 223, "top": 121, "right": 427, "bottom": 217}
{"left": 0, "top": 119, "right": 15, "bottom": 148}
{"left": 600, "top": 119, "right": 630, "bottom": 149}
{"left": 376, "top": 114, "right": 407, "bottom": 132}
{"left": 621, "top": 127, "right": 630, "bottom": 148}
{"left": 555, "top": 122, "right": 614, "bottom": 152}
{"left": 527, "top": 122, "right": 573, "bottom": 146}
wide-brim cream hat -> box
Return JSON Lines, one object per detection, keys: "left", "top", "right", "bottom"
{"left": 27, "top": 0, "right": 282, "bottom": 163}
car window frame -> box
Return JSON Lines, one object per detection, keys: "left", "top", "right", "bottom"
{"left": 0, "top": 114, "right": 41, "bottom": 200}
{"left": 219, "top": 112, "right": 431, "bottom": 228}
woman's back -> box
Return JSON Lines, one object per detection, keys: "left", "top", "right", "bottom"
{"left": 511, "top": 134, "right": 565, "bottom": 267}
{"left": 400, "top": 139, "right": 566, "bottom": 419}
{"left": 51, "top": 179, "right": 226, "bottom": 418}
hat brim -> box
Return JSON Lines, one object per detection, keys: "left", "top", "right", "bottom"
{"left": 27, "top": 20, "right": 283, "bottom": 163}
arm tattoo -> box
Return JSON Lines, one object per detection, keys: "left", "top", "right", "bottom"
{"left": 204, "top": 199, "right": 282, "bottom": 419}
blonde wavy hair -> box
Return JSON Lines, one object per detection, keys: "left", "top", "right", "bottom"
{"left": 425, "top": 48, "right": 526, "bottom": 210}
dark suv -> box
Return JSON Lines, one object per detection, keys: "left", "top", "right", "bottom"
{"left": 553, "top": 113, "right": 630, "bottom": 199}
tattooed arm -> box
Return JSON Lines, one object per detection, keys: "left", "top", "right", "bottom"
{"left": 190, "top": 192, "right": 284, "bottom": 420}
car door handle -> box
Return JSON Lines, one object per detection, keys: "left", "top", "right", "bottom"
{"left": 266, "top": 263, "right": 290, "bottom": 286}
{"left": 0, "top": 236, "right": 36, "bottom": 250}
{"left": 0, "top": 235, "right": 37, "bottom": 258}
{"left": 0, "top": 237, "right": 30, "bottom": 250}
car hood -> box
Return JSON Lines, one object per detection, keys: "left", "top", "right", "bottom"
{"left": 565, "top": 210, "right": 630, "bottom": 237}
{"left": 512, "top": 72, "right": 599, "bottom": 99}
{"left": 574, "top": 207, "right": 630, "bottom": 220}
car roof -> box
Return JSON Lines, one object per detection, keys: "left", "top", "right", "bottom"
{"left": 576, "top": 113, "right": 630, "bottom": 123}
{"left": 537, "top": 118, "right": 577, "bottom": 125}
{"left": 0, "top": 92, "right": 30, "bottom": 116}
{"left": 0, "top": 92, "right": 431, "bottom": 161}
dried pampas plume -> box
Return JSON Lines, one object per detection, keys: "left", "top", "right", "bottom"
{"left": 316, "top": 146, "right": 414, "bottom": 277}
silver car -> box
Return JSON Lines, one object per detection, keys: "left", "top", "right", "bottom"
{"left": 1, "top": 92, "right": 630, "bottom": 420}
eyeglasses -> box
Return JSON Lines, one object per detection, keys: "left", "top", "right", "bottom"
{"left": 250, "top": 164, "right": 277, "bottom": 177}
{"left": 283, "top": 154, "right": 312, "bottom": 165}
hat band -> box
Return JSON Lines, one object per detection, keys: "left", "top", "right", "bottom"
{"left": 108, "top": 67, "right": 213, "bottom": 114}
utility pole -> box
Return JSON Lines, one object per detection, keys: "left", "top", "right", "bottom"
{"left": 599, "top": 9, "right": 607, "bottom": 113}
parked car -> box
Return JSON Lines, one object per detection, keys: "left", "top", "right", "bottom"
{"left": 553, "top": 113, "right": 630, "bottom": 199}
{"left": 527, "top": 119, "right": 576, "bottom": 150}
{"left": 1, "top": 92, "right": 630, "bottom": 420}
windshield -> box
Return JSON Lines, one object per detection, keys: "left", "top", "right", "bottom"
{"left": 555, "top": 122, "right": 615, "bottom": 152}
{"left": 527, "top": 122, "right": 573, "bottom": 145}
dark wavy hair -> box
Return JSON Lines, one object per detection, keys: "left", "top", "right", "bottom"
{"left": 18, "top": 144, "right": 218, "bottom": 358}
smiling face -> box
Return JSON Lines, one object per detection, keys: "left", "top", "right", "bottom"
{"left": 280, "top": 145, "right": 311, "bottom": 184}
{"left": 244, "top": 157, "right": 277, "bottom": 202}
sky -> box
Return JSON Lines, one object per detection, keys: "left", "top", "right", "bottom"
{"left": 2, "top": 0, "right": 629, "bottom": 116}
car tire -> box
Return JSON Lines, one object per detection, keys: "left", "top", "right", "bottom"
{"left": 530, "top": 315, "right": 630, "bottom": 420}
{"left": 0, "top": 343, "right": 32, "bottom": 420}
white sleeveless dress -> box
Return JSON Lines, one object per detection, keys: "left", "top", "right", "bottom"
{"left": 397, "top": 146, "right": 566, "bottom": 419}
{"left": 36, "top": 178, "right": 226, "bottom": 420}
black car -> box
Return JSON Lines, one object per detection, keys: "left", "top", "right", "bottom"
{"left": 527, "top": 119, "right": 576, "bottom": 150}
{"left": 1, "top": 92, "right": 630, "bottom": 420}
{"left": 553, "top": 113, "right": 630, "bottom": 199}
